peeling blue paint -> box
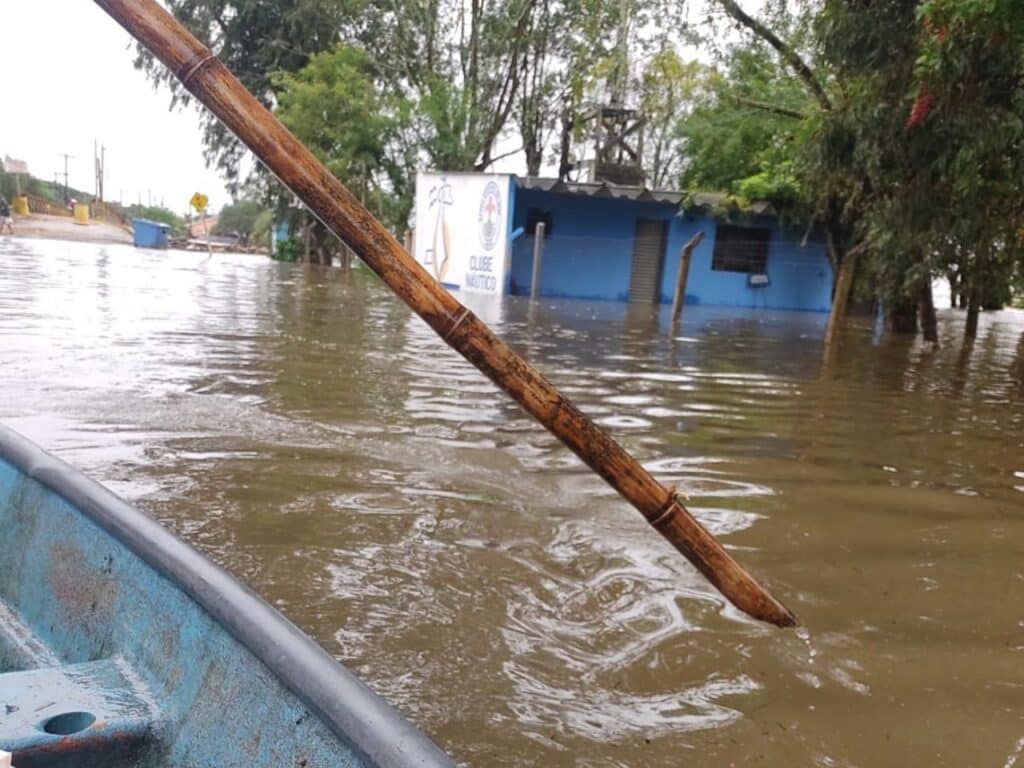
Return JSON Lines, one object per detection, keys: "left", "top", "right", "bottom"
{"left": 0, "top": 425, "right": 454, "bottom": 768}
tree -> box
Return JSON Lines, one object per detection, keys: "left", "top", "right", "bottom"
{"left": 704, "top": 0, "right": 870, "bottom": 347}
{"left": 351, "top": 0, "right": 536, "bottom": 172}
{"left": 251, "top": 208, "right": 276, "bottom": 251}
{"left": 273, "top": 45, "right": 409, "bottom": 225}
{"left": 905, "top": 0, "right": 1024, "bottom": 338}
{"left": 128, "top": 204, "right": 185, "bottom": 235}
{"left": 213, "top": 199, "right": 269, "bottom": 243}
{"left": 640, "top": 49, "right": 702, "bottom": 189}
{"left": 134, "top": 0, "right": 352, "bottom": 192}
{"left": 678, "top": 38, "right": 810, "bottom": 211}
{"left": 813, "top": 0, "right": 1024, "bottom": 341}
{"left": 271, "top": 43, "right": 414, "bottom": 263}
{"left": 697, "top": 0, "right": 1024, "bottom": 347}
{"left": 514, "top": 0, "right": 560, "bottom": 175}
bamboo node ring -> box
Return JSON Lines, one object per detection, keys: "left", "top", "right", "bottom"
{"left": 442, "top": 308, "right": 472, "bottom": 344}
{"left": 649, "top": 493, "right": 679, "bottom": 528}
{"left": 177, "top": 51, "right": 218, "bottom": 89}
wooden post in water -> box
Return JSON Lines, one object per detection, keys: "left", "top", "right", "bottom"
{"left": 530, "top": 222, "right": 545, "bottom": 301}
{"left": 671, "top": 231, "right": 704, "bottom": 324}
{"left": 93, "top": 0, "right": 796, "bottom": 627}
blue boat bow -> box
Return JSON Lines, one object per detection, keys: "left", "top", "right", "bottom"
{"left": 0, "top": 423, "right": 456, "bottom": 768}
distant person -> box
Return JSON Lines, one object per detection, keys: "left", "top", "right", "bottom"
{"left": 0, "top": 197, "right": 13, "bottom": 235}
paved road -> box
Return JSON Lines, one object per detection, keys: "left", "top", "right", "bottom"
{"left": 5, "top": 213, "right": 132, "bottom": 245}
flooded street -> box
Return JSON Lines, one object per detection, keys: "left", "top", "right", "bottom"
{"left": 2, "top": 237, "right": 1023, "bottom": 767}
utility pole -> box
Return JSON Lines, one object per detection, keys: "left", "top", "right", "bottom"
{"left": 94, "top": 141, "right": 106, "bottom": 202}
{"left": 57, "top": 153, "right": 74, "bottom": 203}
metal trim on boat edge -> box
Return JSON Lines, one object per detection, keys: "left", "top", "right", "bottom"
{"left": 0, "top": 423, "right": 456, "bottom": 768}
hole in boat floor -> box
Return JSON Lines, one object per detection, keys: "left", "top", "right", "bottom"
{"left": 41, "top": 711, "right": 96, "bottom": 735}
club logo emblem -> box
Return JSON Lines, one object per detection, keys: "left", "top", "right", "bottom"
{"left": 478, "top": 181, "right": 501, "bottom": 251}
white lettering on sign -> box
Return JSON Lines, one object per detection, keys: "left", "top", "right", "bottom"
{"left": 466, "top": 252, "right": 497, "bottom": 291}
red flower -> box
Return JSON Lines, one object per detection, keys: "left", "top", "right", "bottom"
{"left": 906, "top": 92, "right": 935, "bottom": 128}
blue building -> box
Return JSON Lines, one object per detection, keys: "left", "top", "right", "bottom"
{"left": 412, "top": 172, "right": 833, "bottom": 312}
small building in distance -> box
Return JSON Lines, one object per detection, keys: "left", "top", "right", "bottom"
{"left": 188, "top": 216, "right": 219, "bottom": 238}
{"left": 411, "top": 171, "right": 833, "bottom": 312}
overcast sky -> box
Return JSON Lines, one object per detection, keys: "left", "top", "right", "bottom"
{"left": 2, "top": 2, "right": 231, "bottom": 214}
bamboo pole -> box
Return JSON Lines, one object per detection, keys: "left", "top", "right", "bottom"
{"left": 93, "top": 0, "right": 796, "bottom": 627}
{"left": 670, "top": 231, "right": 704, "bottom": 324}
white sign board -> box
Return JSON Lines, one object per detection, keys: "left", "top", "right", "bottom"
{"left": 2, "top": 156, "right": 29, "bottom": 175}
{"left": 413, "top": 172, "right": 510, "bottom": 296}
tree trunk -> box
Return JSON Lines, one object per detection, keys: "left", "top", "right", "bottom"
{"left": 557, "top": 110, "right": 574, "bottom": 180}
{"left": 823, "top": 236, "right": 857, "bottom": 348}
{"left": 964, "top": 282, "right": 981, "bottom": 340}
{"left": 887, "top": 298, "right": 918, "bottom": 334}
{"left": 314, "top": 223, "right": 333, "bottom": 266}
{"left": 524, "top": 140, "right": 543, "bottom": 176}
{"left": 919, "top": 278, "right": 938, "bottom": 345}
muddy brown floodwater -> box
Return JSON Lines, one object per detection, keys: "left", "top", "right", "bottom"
{"left": 1, "top": 236, "right": 1023, "bottom": 767}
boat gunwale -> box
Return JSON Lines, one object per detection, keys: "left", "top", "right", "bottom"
{"left": 0, "top": 423, "right": 456, "bottom": 768}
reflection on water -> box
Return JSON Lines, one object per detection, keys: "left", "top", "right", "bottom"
{"left": 2, "top": 237, "right": 1024, "bottom": 767}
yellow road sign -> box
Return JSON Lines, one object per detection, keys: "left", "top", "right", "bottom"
{"left": 190, "top": 192, "right": 209, "bottom": 212}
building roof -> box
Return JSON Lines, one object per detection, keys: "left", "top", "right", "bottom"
{"left": 1, "top": 156, "right": 30, "bottom": 175}
{"left": 512, "top": 176, "right": 774, "bottom": 215}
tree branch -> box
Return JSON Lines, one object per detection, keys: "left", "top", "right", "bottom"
{"left": 715, "top": 0, "right": 832, "bottom": 112}
{"left": 478, "top": 145, "right": 525, "bottom": 170}
{"left": 730, "top": 94, "right": 806, "bottom": 119}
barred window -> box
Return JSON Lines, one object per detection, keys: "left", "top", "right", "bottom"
{"left": 525, "top": 208, "right": 552, "bottom": 237}
{"left": 712, "top": 225, "right": 770, "bottom": 273}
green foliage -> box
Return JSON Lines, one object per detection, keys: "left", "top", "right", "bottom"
{"left": 146, "top": 0, "right": 693, "bottom": 209}
{"left": 135, "top": 0, "right": 350, "bottom": 191}
{"left": 273, "top": 45, "right": 411, "bottom": 230}
{"left": 678, "top": 38, "right": 811, "bottom": 217}
{"left": 640, "top": 49, "right": 702, "bottom": 189}
{"left": 128, "top": 205, "right": 185, "bottom": 235}
{"left": 813, "top": 0, "right": 1024, "bottom": 314}
{"left": 0, "top": 169, "right": 94, "bottom": 205}
{"left": 273, "top": 237, "right": 302, "bottom": 262}
{"left": 692, "top": 0, "right": 1024, "bottom": 333}
{"left": 213, "top": 199, "right": 269, "bottom": 241}
{"left": 251, "top": 208, "right": 275, "bottom": 250}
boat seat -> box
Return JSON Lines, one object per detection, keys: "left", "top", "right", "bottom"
{"left": 0, "top": 658, "right": 154, "bottom": 768}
